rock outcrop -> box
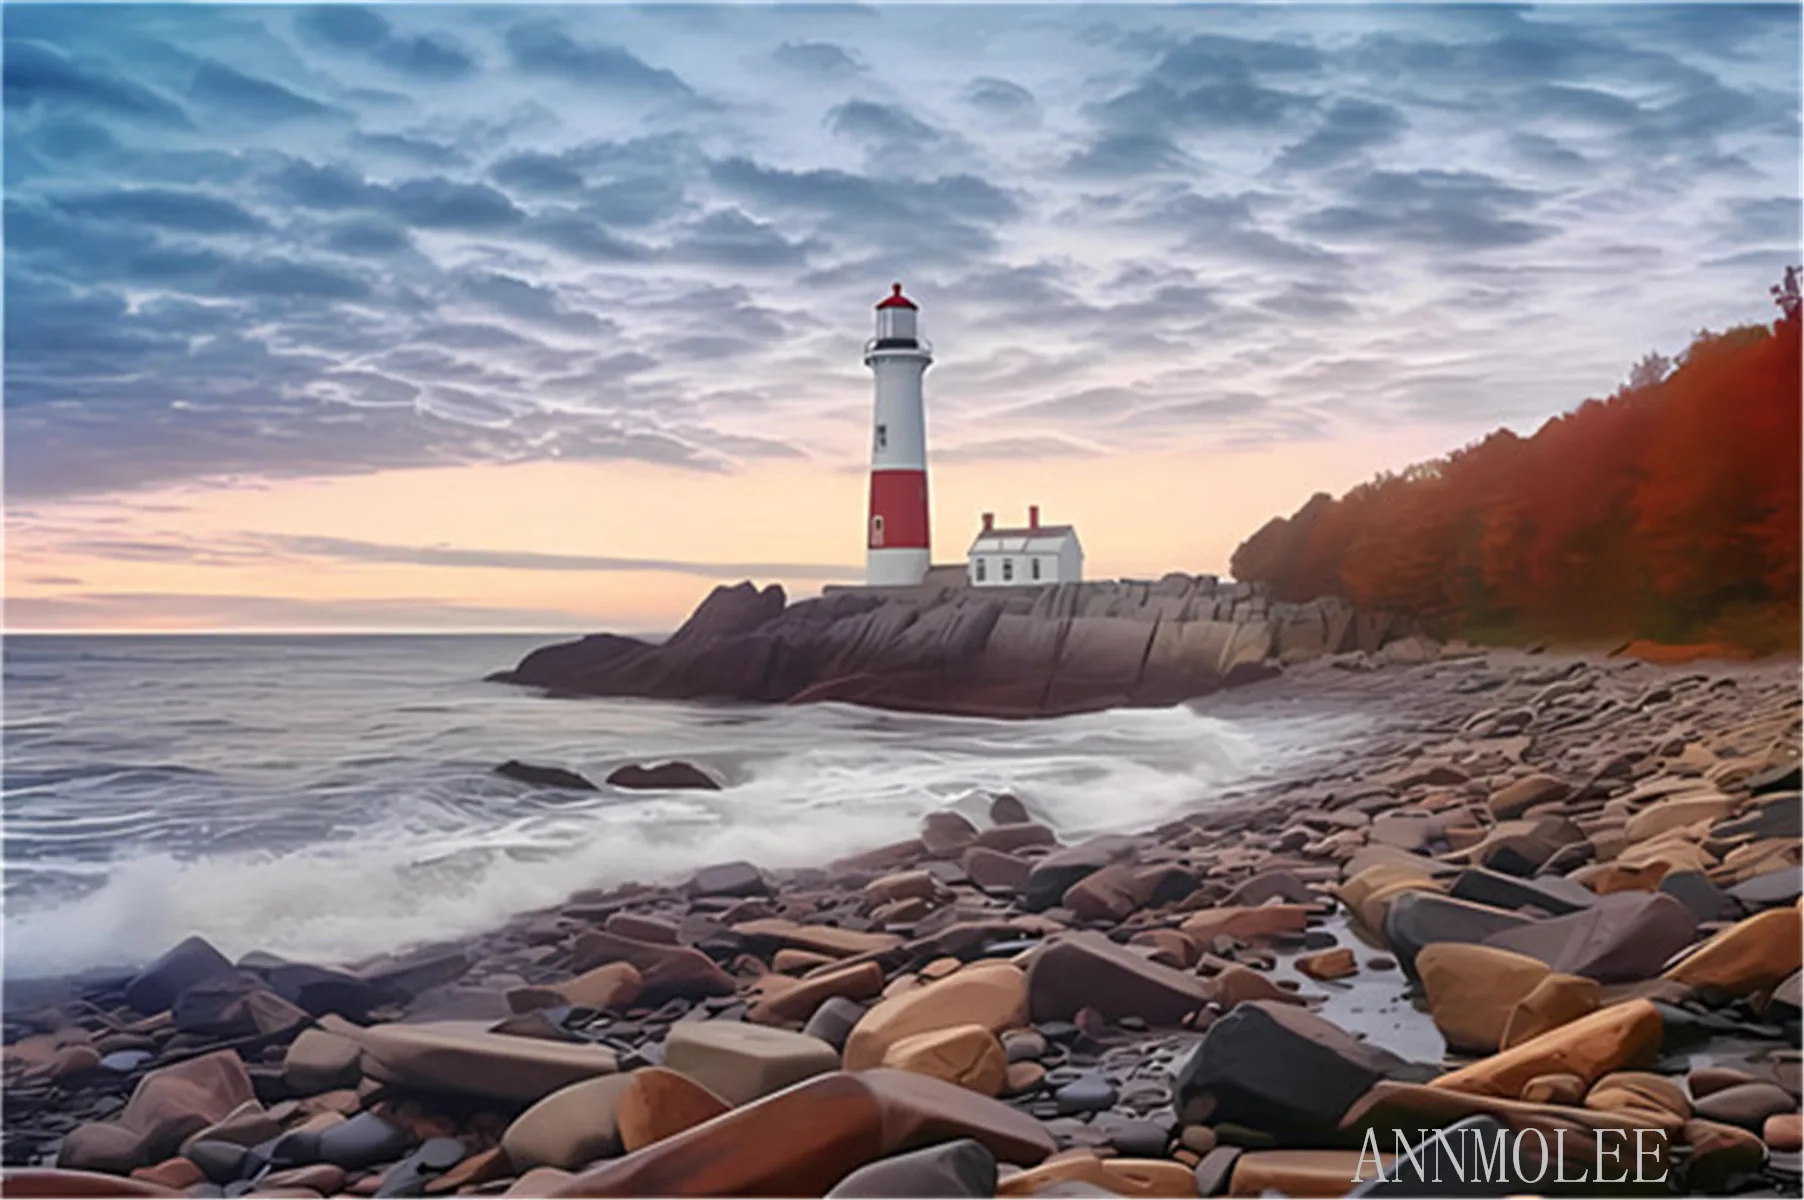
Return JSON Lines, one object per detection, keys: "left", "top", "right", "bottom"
{"left": 490, "top": 577, "right": 1417, "bottom": 717}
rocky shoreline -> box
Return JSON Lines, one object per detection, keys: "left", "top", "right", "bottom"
{"left": 487, "top": 576, "right": 1439, "bottom": 718}
{"left": 4, "top": 649, "right": 1801, "bottom": 1198}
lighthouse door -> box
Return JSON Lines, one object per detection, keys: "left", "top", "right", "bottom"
{"left": 870, "top": 514, "right": 885, "bottom": 546}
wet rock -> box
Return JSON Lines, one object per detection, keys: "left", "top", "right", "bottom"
{"left": 1417, "top": 944, "right": 1552, "bottom": 1053}
{"left": 179, "top": 1101, "right": 283, "bottom": 1158}
{"left": 748, "top": 961, "right": 884, "bottom": 1026}
{"left": 844, "top": 962, "right": 1027, "bottom": 1071}
{"left": 664, "top": 1021, "right": 839, "bottom": 1106}
{"left": 1174, "top": 1000, "right": 1424, "bottom": 1139}
{"left": 500, "top": 1074, "right": 636, "bottom": 1172}
{"left": 495, "top": 761, "right": 597, "bottom": 791}
{"left": 1023, "top": 836, "right": 1138, "bottom": 911}
{"left": 549, "top": 962, "right": 643, "bottom": 1012}
{"left": 284, "top": 1027, "right": 363, "bottom": 1094}
{"left": 1663, "top": 907, "right": 1801, "bottom": 997}
{"left": 57, "top": 1123, "right": 150, "bottom": 1174}
{"left": 1192, "top": 1146, "right": 1243, "bottom": 1197}
{"left": 1657, "top": 870, "right": 1740, "bottom": 922}
{"left": 1232, "top": 1149, "right": 1402, "bottom": 1197}
{"left": 729, "top": 918, "right": 901, "bottom": 960}
{"left": 606, "top": 762, "right": 720, "bottom": 791}
{"left": 801, "top": 996, "right": 867, "bottom": 1052}
{"left": 1764, "top": 1112, "right": 1802, "bottom": 1151}
{"left": 1483, "top": 891, "right": 1697, "bottom": 983}
{"left": 128, "top": 1159, "right": 205, "bottom": 1191}
{"left": 1729, "top": 867, "right": 1804, "bottom": 910}
{"left": 881, "top": 1025, "right": 1007, "bottom": 1096}
{"left": 990, "top": 794, "right": 1032, "bottom": 825}
{"left": 1460, "top": 816, "right": 1583, "bottom": 877}
{"left": 1520, "top": 1072, "right": 1586, "bottom": 1105}
{"left": 1061, "top": 865, "right": 1151, "bottom": 923}
{"left": 1179, "top": 905, "right": 1311, "bottom": 945}
{"left": 1382, "top": 892, "right": 1533, "bottom": 980}
{"left": 996, "top": 1156, "right": 1194, "bottom": 1197}
{"left": 185, "top": 1141, "right": 250, "bottom": 1184}
{"left": 125, "top": 937, "right": 238, "bottom": 1016}
{"left": 617, "top": 1067, "right": 731, "bottom": 1152}
{"left": 1053, "top": 1076, "right": 1116, "bottom": 1115}
{"left": 317, "top": 1112, "right": 413, "bottom": 1172}
{"left": 1499, "top": 972, "right": 1601, "bottom": 1049}
{"left": 265, "top": 963, "right": 380, "bottom": 1021}
{"left": 685, "top": 861, "right": 768, "bottom": 899}
{"left": 1447, "top": 868, "right": 1594, "bottom": 917}
{"left": 1026, "top": 932, "right": 1211, "bottom": 1027}
{"left": 1586, "top": 1070, "right": 1688, "bottom": 1121}
{"left": 357, "top": 948, "right": 470, "bottom": 1007}
{"left": 260, "top": 1164, "right": 347, "bottom": 1194}
{"left": 825, "top": 1138, "right": 997, "bottom": 1198}
{"left": 1684, "top": 1118, "right": 1767, "bottom": 1190}
{"left": 544, "top": 1069, "right": 1053, "bottom": 1196}
{"left": 324, "top": 1015, "right": 617, "bottom": 1105}
{"left": 921, "top": 812, "right": 980, "bottom": 857}
{"left": 962, "top": 847, "right": 1033, "bottom": 894}
{"left": 1429, "top": 998, "right": 1663, "bottom": 1098}
{"left": 568, "top": 931, "right": 736, "bottom": 1004}
{"left": 1693, "top": 1082, "right": 1795, "bottom": 1130}
{"left": 1295, "top": 948, "right": 1356, "bottom": 981}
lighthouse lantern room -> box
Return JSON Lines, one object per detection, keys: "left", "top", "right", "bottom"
{"left": 864, "top": 283, "right": 933, "bottom": 587}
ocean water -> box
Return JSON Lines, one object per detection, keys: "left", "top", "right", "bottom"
{"left": 3, "top": 634, "right": 1361, "bottom": 979}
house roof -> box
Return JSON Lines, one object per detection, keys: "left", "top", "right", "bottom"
{"left": 969, "top": 525, "right": 1080, "bottom": 554}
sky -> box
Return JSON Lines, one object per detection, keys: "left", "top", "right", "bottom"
{"left": 5, "top": 2, "right": 1799, "bottom": 632}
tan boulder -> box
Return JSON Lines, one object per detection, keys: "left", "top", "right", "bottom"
{"left": 1416, "top": 943, "right": 1551, "bottom": 1053}
{"left": 616, "top": 1067, "right": 730, "bottom": 1152}
{"left": 1500, "top": 973, "right": 1602, "bottom": 1049}
{"left": 772, "top": 948, "right": 836, "bottom": 974}
{"left": 1586, "top": 1071, "right": 1689, "bottom": 1121}
{"left": 1571, "top": 860, "right": 1670, "bottom": 894}
{"left": 880, "top": 1024, "right": 1007, "bottom": 1096}
{"left": 997, "top": 1155, "right": 1196, "bottom": 1197}
{"left": 864, "top": 870, "right": 946, "bottom": 907}
{"left": 1430, "top": 999, "right": 1663, "bottom": 1098}
{"left": 1764, "top": 1112, "right": 1802, "bottom": 1151}
{"left": 324, "top": 1015, "right": 617, "bottom": 1105}
{"left": 1624, "top": 793, "right": 1734, "bottom": 843}
{"left": 1488, "top": 774, "right": 1570, "bottom": 820}
{"left": 663, "top": 1021, "right": 839, "bottom": 1106}
{"left": 546, "top": 1069, "right": 1053, "bottom": 1197}
{"left": 1520, "top": 1073, "right": 1586, "bottom": 1105}
{"left": 747, "top": 960, "right": 884, "bottom": 1026}
{"left": 499, "top": 1072, "right": 637, "bottom": 1172}
{"left": 1208, "top": 964, "right": 1300, "bottom": 1008}
{"left": 1663, "top": 908, "right": 1802, "bottom": 997}
{"left": 730, "top": 918, "right": 902, "bottom": 959}
{"left": 1228, "top": 1150, "right": 1396, "bottom": 1197}
{"left": 1179, "top": 905, "right": 1310, "bottom": 945}
{"left": 844, "top": 961, "right": 1027, "bottom": 1071}
{"left": 556, "top": 962, "right": 643, "bottom": 1010}
{"left": 1338, "top": 865, "right": 1445, "bottom": 934}
{"left": 1296, "top": 948, "right": 1356, "bottom": 981}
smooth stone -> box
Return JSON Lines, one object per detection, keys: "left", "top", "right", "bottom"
{"left": 1499, "top": 972, "right": 1601, "bottom": 1049}
{"left": 881, "top": 1024, "right": 1007, "bottom": 1096}
{"left": 1429, "top": 998, "right": 1663, "bottom": 1098}
{"left": 1663, "top": 908, "right": 1802, "bottom": 997}
{"left": 322, "top": 1016, "right": 618, "bottom": 1105}
{"left": 843, "top": 962, "right": 1027, "bottom": 1071}
{"left": 1693, "top": 1082, "right": 1796, "bottom": 1131}
{"left": 801, "top": 996, "right": 867, "bottom": 1052}
{"left": 499, "top": 1073, "right": 636, "bottom": 1171}
{"left": 617, "top": 1067, "right": 730, "bottom": 1152}
{"left": 1483, "top": 891, "right": 1698, "bottom": 983}
{"left": 1416, "top": 944, "right": 1550, "bottom": 1053}
{"left": 663, "top": 1021, "right": 839, "bottom": 1106}
{"left": 1683, "top": 1118, "right": 1767, "bottom": 1190}
{"left": 125, "top": 937, "right": 238, "bottom": 1016}
{"left": 315, "top": 1112, "right": 413, "bottom": 1172}
{"left": 609, "top": 762, "right": 720, "bottom": 791}
{"left": 1026, "top": 932, "right": 1211, "bottom": 1027}
{"left": 1381, "top": 892, "right": 1532, "bottom": 980}
{"left": 1053, "top": 1076, "right": 1116, "bottom": 1116}
{"left": 826, "top": 1138, "right": 998, "bottom": 1198}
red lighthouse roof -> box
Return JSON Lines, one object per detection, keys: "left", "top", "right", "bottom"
{"left": 875, "top": 282, "right": 917, "bottom": 310}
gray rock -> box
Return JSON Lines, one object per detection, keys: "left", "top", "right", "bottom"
{"left": 125, "top": 936, "right": 237, "bottom": 1015}
{"left": 1482, "top": 891, "right": 1697, "bottom": 983}
{"left": 826, "top": 1138, "right": 998, "bottom": 1197}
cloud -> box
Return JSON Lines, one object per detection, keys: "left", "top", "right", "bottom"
{"left": 53, "top": 187, "right": 266, "bottom": 234}
{"left": 253, "top": 533, "right": 857, "bottom": 580}
{"left": 188, "top": 61, "right": 336, "bottom": 122}
{"left": 1297, "top": 168, "right": 1553, "bottom": 250}
{"left": 503, "top": 22, "right": 694, "bottom": 99}
{"left": 933, "top": 436, "right": 1104, "bottom": 463}
{"left": 4, "top": 591, "right": 595, "bottom": 631}
{"left": 772, "top": 41, "right": 863, "bottom": 76}
{"left": 1273, "top": 98, "right": 1407, "bottom": 172}
{"left": 5, "top": 38, "right": 191, "bottom": 127}
{"left": 962, "top": 77, "right": 1040, "bottom": 125}
{"left": 1063, "top": 132, "right": 1193, "bottom": 178}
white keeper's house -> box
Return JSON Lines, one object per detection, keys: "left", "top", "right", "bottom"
{"left": 967, "top": 506, "right": 1083, "bottom": 588}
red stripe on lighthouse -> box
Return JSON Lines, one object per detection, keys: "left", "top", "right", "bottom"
{"left": 868, "top": 469, "right": 930, "bottom": 549}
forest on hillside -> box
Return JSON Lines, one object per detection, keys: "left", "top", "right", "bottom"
{"left": 1231, "top": 272, "right": 1803, "bottom": 655}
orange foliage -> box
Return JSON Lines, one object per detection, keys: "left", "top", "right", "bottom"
{"left": 1231, "top": 277, "right": 1802, "bottom": 654}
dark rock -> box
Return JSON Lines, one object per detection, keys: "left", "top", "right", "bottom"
{"left": 1716, "top": 793, "right": 1801, "bottom": 840}
{"left": 1026, "top": 932, "right": 1211, "bottom": 1026}
{"left": 124, "top": 936, "right": 237, "bottom": 1016}
{"left": 1448, "top": 868, "right": 1594, "bottom": 916}
{"left": 686, "top": 861, "right": 770, "bottom": 899}
{"left": 188, "top": 1139, "right": 252, "bottom": 1184}
{"left": 266, "top": 963, "right": 380, "bottom": 1020}
{"left": 1193, "top": 1146, "right": 1243, "bottom": 1196}
{"left": 316, "top": 1111, "right": 414, "bottom": 1171}
{"left": 1054, "top": 1076, "right": 1117, "bottom": 1115}
{"left": 990, "top": 795, "right": 1031, "bottom": 825}
{"left": 1482, "top": 891, "right": 1697, "bottom": 983}
{"left": 1730, "top": 868, "right": 1804, "bottom": 910}
{"left": 802, "top": 997, "right": 867, "bottom": 1053}
{"left": 1023, "top": 836, "right": 1138, "bottom": 912}
{"left": 607, "top": 762, "right": 721, "bottom": 791}
{"left": 494, "top": 760, "right": 597, "bottom": 791}
{"left": 1381, "top": 892, "right": 1534, "bottom": 980}
{"left": 1174, "top": 1000, "right": 1429, "bottom": 1139}
{"left": 920, "top": 812, "right": 979, "bottom": 856}
{"left": 962, "top": 847, "right": 1032, "bottom": 894}
{"left": 1658, "top": 871, "right": 1742, "bottom": 923}
{"left": 1103, "top": 1120, "right": 1169, "bottom": 1158}
{"left": 358, "top": 947, "right": 471, "bottom": 1005}
{"left": 374, "top": 1137, "right": 466, "bottom": 1197}
{"left": 826, "top": 1138, "right": 998, "bottom": 1197}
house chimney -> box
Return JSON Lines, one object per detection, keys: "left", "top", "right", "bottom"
{"left": 1028, "top": 505, "right": 1040, "bottom": 529}
{"left": 981, "top": 512, "right": 994, "bottom": 532}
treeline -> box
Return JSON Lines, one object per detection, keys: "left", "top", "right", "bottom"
{"left": 1231, "top": 274, "right": 1802, "bottom": 654}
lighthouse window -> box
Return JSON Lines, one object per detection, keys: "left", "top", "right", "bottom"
{"left": 875, "top": 424, "right": 888, "bottom": 451}
{"left": 1002, "top": 558, "right": 1014, "bottom": 582}
{"left": 975, "top": 558, "right": 986, "bottom": 582}
{"left": 1031, "top": 557, "right": 1041, "bottom": 581}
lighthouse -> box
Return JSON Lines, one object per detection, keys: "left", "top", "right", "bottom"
{"left": 864, "top": 282, "right": 933, "bottom": 586}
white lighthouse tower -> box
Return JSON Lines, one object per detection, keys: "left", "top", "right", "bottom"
{"left": 864, "top": 283, "right": 933, "bottom": 587}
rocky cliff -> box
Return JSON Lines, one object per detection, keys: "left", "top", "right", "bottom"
{"left": 489, "top": 574, "right": 1428, "bottom": 717}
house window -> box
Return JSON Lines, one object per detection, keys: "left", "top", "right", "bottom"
{"left": 1031, "top": 557, "right": 1041, "bottom": 581}
{"left": 875, "top": 424, "right": 888, "bottom": 452}
{"left": 1002, "top": 558, "right": 1013, "bottom": 582}
{"left": 871, "top": 514, "right": 884, "bottom": 545}
{"left": 974, "top": 558, "right": 986, "bottom": 582}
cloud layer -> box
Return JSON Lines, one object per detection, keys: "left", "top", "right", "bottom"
{"left": 6, "top": 3, "right": 1798, "bottom": 504}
